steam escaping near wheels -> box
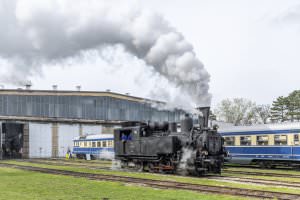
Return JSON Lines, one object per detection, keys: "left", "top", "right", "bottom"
{"left": 177, "top": 148, "right": 195, "bottom": 176}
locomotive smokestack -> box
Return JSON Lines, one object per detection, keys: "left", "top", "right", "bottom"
{"left": 181, "top": 114, "right": 193, "bottom": 132}
{"left": 197, "top": 107, "right": 210, "bottom": 128}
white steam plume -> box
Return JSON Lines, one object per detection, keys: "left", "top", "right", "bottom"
{"left": 0, "top": 0, "right": 211, "bottom": 107}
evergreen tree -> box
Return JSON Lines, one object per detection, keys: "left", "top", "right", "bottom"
{"left": 286, "top": 90, "right": 300, "bottom": 122}
{"left": 270, "top": 96, "right": 288, "bottom": 122}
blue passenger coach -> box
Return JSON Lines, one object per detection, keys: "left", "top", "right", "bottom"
{"left": 219, "top": 123, "right": 300, "bottom": 167}
{"left": 73, "top": 134, "right": 114, "bottom": 160}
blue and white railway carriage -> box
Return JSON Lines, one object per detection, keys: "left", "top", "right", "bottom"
{"left": 73, "top": 134, "right": 114, "bottom": 160}
{"left": 220, "top": 123, "right": 300, "bottom": 167}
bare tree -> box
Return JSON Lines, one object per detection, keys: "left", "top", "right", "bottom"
{"left": 255, "top": 105, "right": 271, "bottom": 124}
{"left": 215, "top": 98, "right": 257, "bottom": 126}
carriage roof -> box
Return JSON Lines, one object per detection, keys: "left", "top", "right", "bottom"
{"left": 73, "top": 134, "right": 113, "bottom": 141}
{"left": 219, "top": 122, "right": 300, "bottom": 133}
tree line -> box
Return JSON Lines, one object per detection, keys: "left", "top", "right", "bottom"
{"left": 214, "top": 90, "right": 300, "bottom": 125}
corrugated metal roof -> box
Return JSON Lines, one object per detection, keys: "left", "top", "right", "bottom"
{"left": 0, "top": 89, "right": 162, "bottom": 103}
{"left": 0, "top": 89, "right": 184, "bottom": 123}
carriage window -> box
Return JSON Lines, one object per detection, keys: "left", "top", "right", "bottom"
{"left": 294, "top": 134, "right": 299, "bottom": 145}
{"left": 240, "top": 136, "right": 251, "bottom": 146}
{"left": 257, "top": 135, "right": 269, "bottom": 146}
{"left": 92, "top": 142, "right": 96, "bottom": 147}
{"left": 224, "top": 137, "right": 235, "bottom": 146}
{"left": 97, "top": 141, "right": 101, "bottom": 147}
{"left": 102, "top": 141, "right": 107, "bottom": 148}
{"left": 107, "top": 140, "right": 113, "bottom": 147}
{"left": 274, "top": 135, "right": 287, "bottom": 145}
{"left": 84, "top": 141, "right": 87, "bottom": 147}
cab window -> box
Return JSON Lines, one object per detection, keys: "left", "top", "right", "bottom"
{"left": 240, "top": 136, "right": 251, "bottom": 146}
{"left": 257, "top": 135, "right": 269, "bottom": 146}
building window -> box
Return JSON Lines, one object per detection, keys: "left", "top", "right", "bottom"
{"left": 240, "top": 136, "right": 251, "bottom": 146}
{"left": 257, "top": 135, "right": 269, "bottom": 146}
{"left": 224, "top": 137, "right": 235, "bottom": 146}
{"left": 274, "top": 135, "right": 287, "bottom": 145}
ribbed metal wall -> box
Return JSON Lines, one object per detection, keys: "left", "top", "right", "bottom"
{"left": 0, "top": 94, "right": 183, "bottom": 122}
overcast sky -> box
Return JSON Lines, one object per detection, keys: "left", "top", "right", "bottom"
{"left": 1, "top": 0, "right": 300, "bottom": 107}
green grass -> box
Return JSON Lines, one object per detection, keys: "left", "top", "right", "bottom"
{"left": 2, "top": 160, "right": 300, "bottom": 195}
{"left": 0, "top": 167, "right": 248, "bottom": 200}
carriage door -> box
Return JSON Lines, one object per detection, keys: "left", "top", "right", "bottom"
{"left": 293, "top": 134, "right": 299, "bottom": 159}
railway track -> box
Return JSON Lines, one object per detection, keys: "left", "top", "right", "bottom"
{"left": 208, "top": 176, "right": 300, "bottom": 188}
{"left": 224, "top": 169, "right": 300, "bottom": 179}
{"left": 18, "top": 159, "right": 112, "bottom": 170}
{"left": 1, "top": 163, "right": 300, "bottom": 200}
{"left": 15, "top": 159, "right": 300, "bottom": 188}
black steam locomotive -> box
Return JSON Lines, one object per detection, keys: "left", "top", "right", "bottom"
{"left": 114, "top": 107, "right": 226, "bottom": 175}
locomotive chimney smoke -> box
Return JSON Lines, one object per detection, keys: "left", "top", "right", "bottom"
{"left": 198, "top": 107, "right": 210, "bottom": 128}
{"left": 0, "top": 0, "right": 211, "bottom": 107}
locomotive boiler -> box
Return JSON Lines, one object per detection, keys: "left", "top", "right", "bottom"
{"left": 114, "top": 107, "right": 226, "bottom": 175}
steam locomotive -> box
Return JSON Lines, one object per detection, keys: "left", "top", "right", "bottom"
{"left": 114, "top": 107, "right": 226, "bottom": 175}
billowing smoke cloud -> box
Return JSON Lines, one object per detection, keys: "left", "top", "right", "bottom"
{"left": 0, "top": 0, "right": 211, "bottom": 108}
{"left": 272, "top": 4, "right": 300, "bottom": 27}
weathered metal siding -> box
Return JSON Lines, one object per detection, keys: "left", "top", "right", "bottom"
{"left": 29, "top": 123, "right": 52, "bottom": 158}
{"left": 58, "top": 124, "right": 80, "bottom": 157}
{"left": 0, "top": 121, "right": 2, "bottom": 159}
{"left": 82, "top": 125, "right": 102, "bottom": 135}
{"left": 0, "top": 94, "right": 184, "bottom": 122}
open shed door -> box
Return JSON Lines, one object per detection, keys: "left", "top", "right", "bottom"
{"left": 1, "top": 122, "right": 24, "bottom": 159}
